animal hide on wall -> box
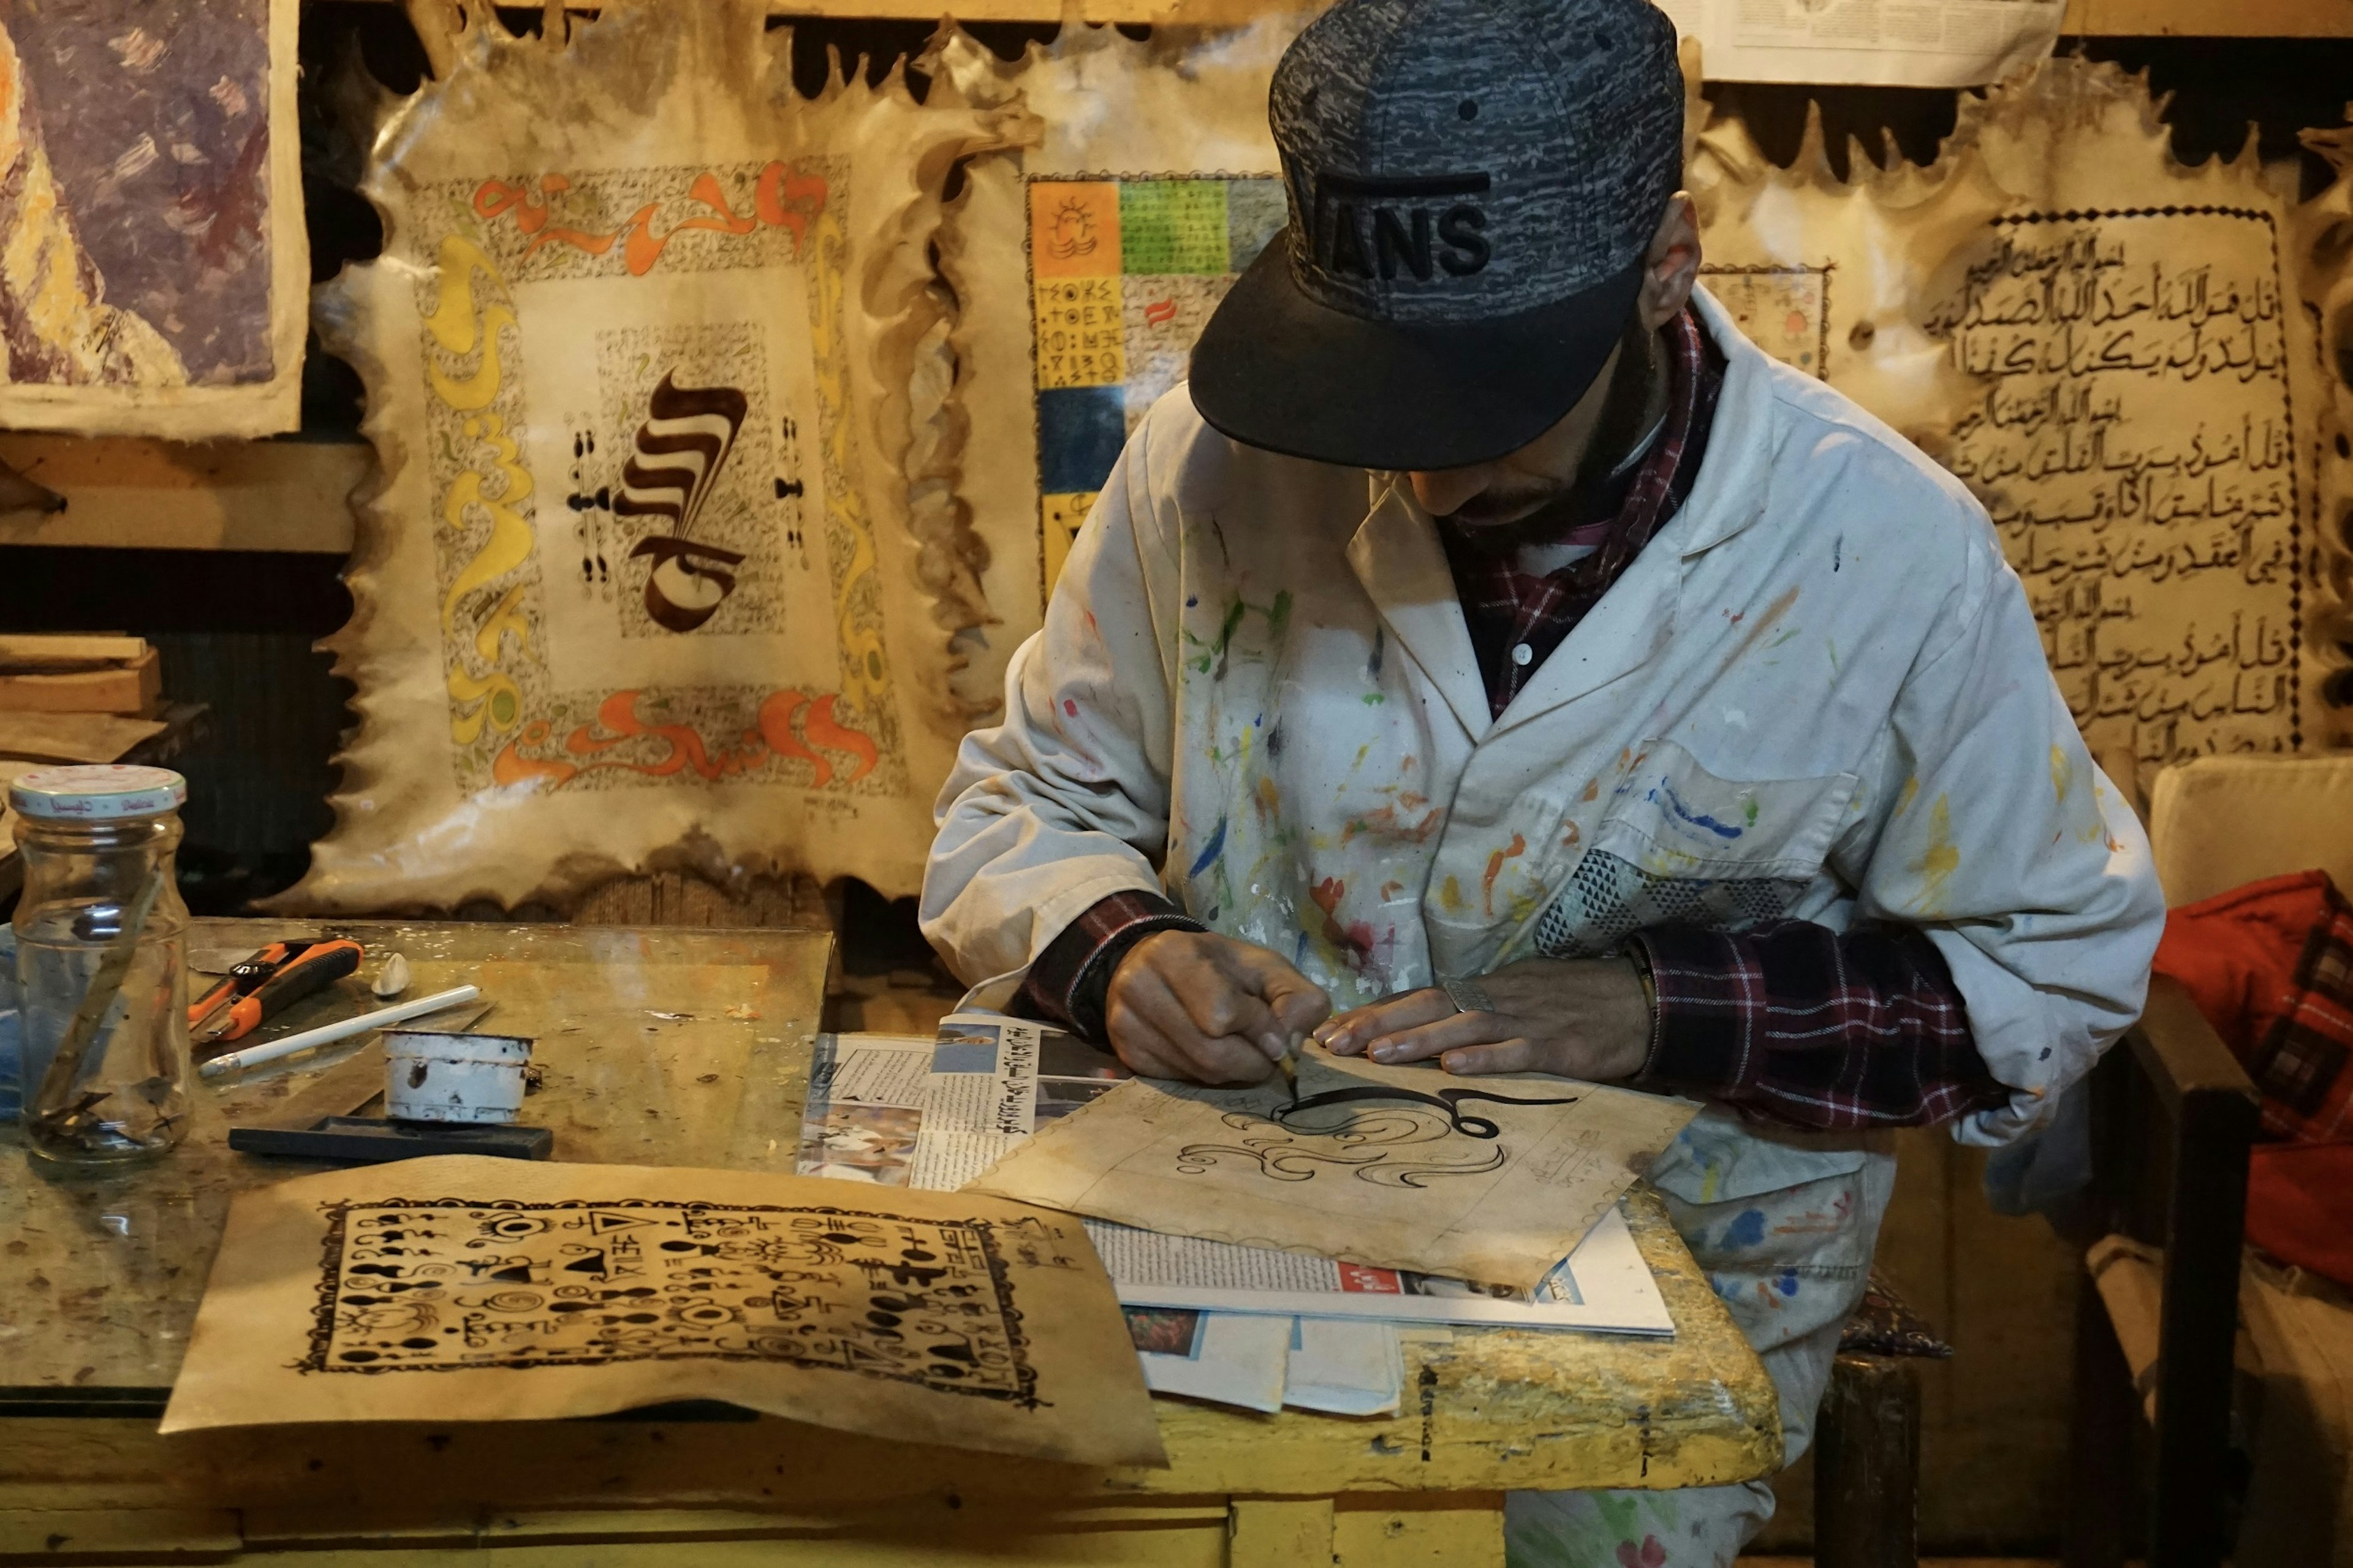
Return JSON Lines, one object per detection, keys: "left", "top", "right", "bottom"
{"left": 0, "top": 0, "right": 308, "bottom": 437}
{"left": 281, "top": 1, "right": 1031, "bottom": 912}
{"left": 1694, "top": 59, "right": 2342, "bottom": 783}
{"left": 2293, "top": 123, "right": 2353, "bottom": 728}
{"left": 933, "top": 17, "right": 1308, "bottom": 712}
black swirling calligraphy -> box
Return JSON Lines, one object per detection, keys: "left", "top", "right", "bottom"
{"left": 613, "top": 372, "right": 751, "bottom": 632}
{"left": 1172, "top": 1084, "right": 1582, "bottom": 1189}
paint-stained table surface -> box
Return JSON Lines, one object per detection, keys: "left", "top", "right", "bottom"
{"left": 0, "top": 918, "right": 1781, "bottom": 1566}
{"left": 0, "top": 918, "right": 832, "bottom": 1399}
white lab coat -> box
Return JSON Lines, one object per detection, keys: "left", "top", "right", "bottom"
{"left": 923, "top": 289, "right": 2164, "bottom": 1455}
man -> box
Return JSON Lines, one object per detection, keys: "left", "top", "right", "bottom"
{"left": 923, "top": 0, "right": 2164, "bottom": 1559}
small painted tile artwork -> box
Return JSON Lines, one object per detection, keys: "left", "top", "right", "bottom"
{"left": 1030, "top": 176, "right": 1285, "bottom": 598}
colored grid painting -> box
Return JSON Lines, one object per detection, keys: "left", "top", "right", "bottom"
{"left": 1031, "top": 176, "right": 1284, "bottom": 599}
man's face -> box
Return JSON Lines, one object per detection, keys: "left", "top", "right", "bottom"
{"left": 1406, "top": 338, "right": 1626, "bottom": 537}
{"left": 1402, "top": 192, "right": 1703, "bottom": 542}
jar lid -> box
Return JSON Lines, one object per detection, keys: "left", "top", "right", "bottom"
{"left": 7, "top": 764, "right": 187, "bottom": 821}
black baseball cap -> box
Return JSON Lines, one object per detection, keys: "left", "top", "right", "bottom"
{"left": 1189, "top": 0, "right": 1686, "bottom": 472}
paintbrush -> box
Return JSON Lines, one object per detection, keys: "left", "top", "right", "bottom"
{"left": 1276, "top": 1030, "right": 1302, "bottom": 1100}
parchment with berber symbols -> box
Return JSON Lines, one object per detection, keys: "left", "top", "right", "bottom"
{"left": 162, "top": 1154, "right": 1164, "bottom": 1466}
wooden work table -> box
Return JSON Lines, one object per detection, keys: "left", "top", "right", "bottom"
{"left": 0, "top": 918, "right": 1781, "bottom": 1566}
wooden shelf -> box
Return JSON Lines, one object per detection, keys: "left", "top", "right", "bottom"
{"left": 0, "top": 436, "right": 362, "bottom": 554}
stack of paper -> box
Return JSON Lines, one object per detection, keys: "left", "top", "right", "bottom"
{"left": 795, "top": 1015, "right": 1675, "bottom": 1416}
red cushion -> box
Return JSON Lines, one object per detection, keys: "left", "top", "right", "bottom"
{"left": 2153, "top": 869, "right": 2353, "bottom": 1143}
{"left": 2247, "top": 1143, "right": 2353, "bottom": 1290}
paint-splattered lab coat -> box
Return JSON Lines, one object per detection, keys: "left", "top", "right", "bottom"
{"left": 923, "top": 289, "right": 2163, "bottom": 1410}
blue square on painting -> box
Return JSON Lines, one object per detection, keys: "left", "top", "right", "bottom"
{"left": 1037, "top": 385, "right": 1128, "bottom": 495}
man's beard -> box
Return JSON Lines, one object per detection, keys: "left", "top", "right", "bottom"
{"left": 1442, "top": 316, "right": 1664, "bottom": 558}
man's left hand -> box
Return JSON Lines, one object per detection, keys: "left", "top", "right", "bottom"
{"left": 1312, "top": 956, "right": 1653, "bottom": 1081}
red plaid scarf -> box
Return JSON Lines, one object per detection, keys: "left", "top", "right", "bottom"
{"left": 1441, "top": 307, "right": 1724, "bottom": 716}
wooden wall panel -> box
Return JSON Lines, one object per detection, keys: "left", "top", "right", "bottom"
{"left": 1752, "top": 1131, "right": 2083, "bottom": 1553}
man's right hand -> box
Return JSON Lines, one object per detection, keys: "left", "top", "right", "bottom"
{"left": 1104, "top": 930, "right": 1331, "bottom": 1085}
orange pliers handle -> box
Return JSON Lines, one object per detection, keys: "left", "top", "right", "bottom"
{"left": 189, "top": 939, "right": 365, "bottom": 1047}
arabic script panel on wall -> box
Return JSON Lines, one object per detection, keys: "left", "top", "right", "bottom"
{"left": 1694, "top": 59, "right": 2333, "bottom": 780}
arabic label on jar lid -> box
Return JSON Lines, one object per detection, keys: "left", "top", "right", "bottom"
{"left": 6, "top": 764, "right": 188, "bottom": 822}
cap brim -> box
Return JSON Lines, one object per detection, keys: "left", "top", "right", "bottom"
{"left": 1189, "top": 242, "right": 1645, "bottom": 472}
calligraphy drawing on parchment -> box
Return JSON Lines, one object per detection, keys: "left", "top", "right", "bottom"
{"left": 933, "top": 18, "right": 1306, "bottom": 713}
{"left": 0, "top": 0, "right": 307, "bottom": 437}
{"left": 162, "top": 1156, "right": 1164, "bottom": 1466}
{"left": 282, "top": 2, "right": 1031, "bottom": 912}
{"left": 968, "top": 1045, "right": 1695, "bottom": 1292}
{"left": 1694, "top": 59, "right": 2337, "bottom": 775}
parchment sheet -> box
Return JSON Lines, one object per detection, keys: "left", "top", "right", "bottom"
{"left": 278, "top": 0, "right": 1032, "bottom": 912}
{"left": 1693, "top": 57, "right": 2335, "bottom": 781}
{"left": 965, "top": 1046, "right": 1696, "bottom": 1292}
{"left": 161, "top": 1154, "right": 1164, "bottom": 1466}
{"left": 1661, "top": 0, "right": 2063, "bottom": 88}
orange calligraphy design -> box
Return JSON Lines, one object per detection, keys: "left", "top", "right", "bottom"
{"left": 472, "top": 163, "right": 828, "bottom": 278}
{"left": 491, "top": 687, "right": 879, "bottom": 791}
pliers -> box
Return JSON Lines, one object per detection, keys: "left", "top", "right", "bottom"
{"left": 188, "top": 939, "right": 366, "bottom": 1049}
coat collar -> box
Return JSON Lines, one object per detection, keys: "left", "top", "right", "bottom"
{"left": 1347, "top": 477, "right": 1492, "bottom": 744}
{"left": 1672, "top": 284, "right": 1778, "bottom": 556}
{"left": 1342, "top": 287, "right": 1783, "bottom": 743}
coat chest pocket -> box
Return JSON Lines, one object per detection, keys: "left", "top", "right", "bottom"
{"left": 1531, "top": 739, "right": 1859, "bottom": 961}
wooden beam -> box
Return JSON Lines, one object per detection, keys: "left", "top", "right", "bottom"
{"left": 358, "top": 0, "right": 2353, "bottom": 31}
{"left": 353, "top": 0, "right": 1316, "bottom": 23}
{"left": 0, "top": 435, "right": 362, "bottom": 553}
{"left": 2063, "top": 0, "right": 2353, "bottom": 34}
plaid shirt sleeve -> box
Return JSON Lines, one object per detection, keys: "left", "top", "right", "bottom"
{"left": 1629, "top": 920, "right": 2009, "bottom": 1131}
{"left": 1011, "top": 890, "right": 1207, "bottom": 1043}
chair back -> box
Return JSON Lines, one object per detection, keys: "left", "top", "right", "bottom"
{"left": 2147, "top": 755, "right": 2353, "bottom": 908}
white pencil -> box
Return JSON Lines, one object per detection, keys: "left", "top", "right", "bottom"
{"left": 197, "top": 985, "right": 483, "bottom": 1079}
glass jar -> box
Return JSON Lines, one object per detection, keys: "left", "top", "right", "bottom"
{"left": 9, "top": 765, "right": 192, "bottom": 1166}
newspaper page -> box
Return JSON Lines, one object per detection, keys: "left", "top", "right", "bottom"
{"left": 1085, "top": 1205, "right": 1672, "bottom": 1335}
{"left": 800, "top": 1016, "right": 1675, "bottom": 1415}
{"left": 805, "top": 1023, "right": 1672, "bottom": 1335}
{"left": 1658, "top": 0, "right": 2063, "bottom": 86}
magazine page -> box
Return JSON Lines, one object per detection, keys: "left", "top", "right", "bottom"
{"left": 794, "top": 1032, "right": 932, "bottom": 1187}
{"left": 1283, "top": 1318, "right": 1403, "bottom": 1416}
{"left": 1124, "top": 1306, "right": 1289, "bottom": 1414}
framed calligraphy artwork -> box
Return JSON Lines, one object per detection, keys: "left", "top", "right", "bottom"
{"left": 0, "top": 0, "right": 307, "bottom": 437}
{"left": 281, "top": 2, "right": 1031, "bottom": 912}
{"left": 162, "top": 1155, "right": 1165, "bottom": 1466}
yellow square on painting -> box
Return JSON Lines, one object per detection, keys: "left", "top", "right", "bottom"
{"left": 1040, "top": 491, "right": 1099, "bottom": 604}
{"left": 1034, "top": 277, "right": 1126, "bottom": 389}
{"left": 1031, "top": 182, "right": 1121, "bottom": 279}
